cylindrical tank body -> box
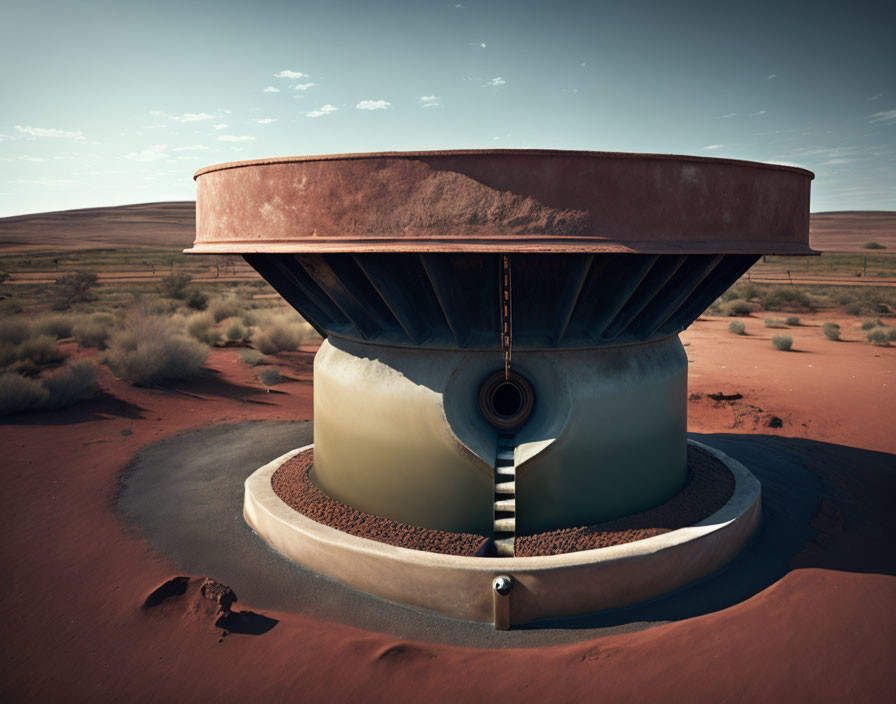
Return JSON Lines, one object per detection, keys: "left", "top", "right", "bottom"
{"left": 313, "top": 335, "right": 687, "bottom": 534}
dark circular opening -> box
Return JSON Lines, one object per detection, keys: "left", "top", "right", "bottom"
{"left": 479, "top": 371, "right": 534, "bottom": 431}
{"left": 491, "top": 381, "right": 524, "bottom": 418}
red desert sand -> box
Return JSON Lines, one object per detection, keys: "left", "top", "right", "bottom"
{"left": 2, "top": 314, "right": 895, "bottom": 702}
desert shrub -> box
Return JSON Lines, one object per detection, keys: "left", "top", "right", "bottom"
{"left": 728, "top": 320, "right": 746, "bottom": 335}
{"left": 721, "top": 299, "right": 757, "bottom": 317}
{"left": 225, "top": 319, "right": 248, "bottom": 342}
{"left": 0, "top": 299, "right": 23, "bottom": 316}
{"left": 860, "top": 319, "right": 882, "bottom": 330}
{"left": 764, "top": 318, "right": 787, "bottom": 329}
{"left": 252, "top": 316, "right": 318, "bottom": 354}
{"left": 771, "top": 335, "right": 793, "bottom": 351}
{"left": 0, "top": 372, "right": 48, "bottom": 415}
{"left": 822, "top": 322, "right": 841, "bottom": 341}
{"left": 185, "top": 312, "right": 221, "bottom": 346}
{"left": 863, "top": 241, "right": 886, "bottom": 250}
{"left": 73, "top": 313, "right": 116, "bottom": 350}
{"left": 105, "top": 315, "right": 207, "bottom": 385}
{"left": 209, "top": 297, "right": 243, "bottom": 322}
{"left": 785, "top": 316, "right": 801, "bottom": 326}
{"left": 844, "top": 302, "right": 862, "bottom": 316}
{"left": 31, "top": 313, "right": 79, "bottom": 339}
{"left": 760, "top": 287, "right": 815, "bottom": 311}
{"left": 42, "top": 360, "right": 99, "bottom": 410}
{"left": 53, "top": 271, "right": 97, "bottom": 309}
{"left": 0, "top": 317, "right": 32, "bottom": 345}
{"left": 159, "top": 272, "right": 192, "bottom": 299}
{"left": 186, "top": 288, "right": 209, "bottom": 311}
{"left": 15, "top": 335, "right": 64, "bottom": 367}
{"left": 865, "top": 326, "right": 896, "bottom": 346}
{"left": 239, "top": 349, "right": 265, "bottom": 366}
{"left": 255, "top": 366, "right": 283, "bottom": 386}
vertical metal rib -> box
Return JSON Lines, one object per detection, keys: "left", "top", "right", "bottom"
{"left": 585, "top": 255, "right": 659, "bottom": 342}
{"left": 296, "top": 254, "right": 383, "bottom": 339}
{"left": 420, "top": 254, "right": 471, "bottom": 347}
{"left": 632, "top": 254, "right": 725, "bottom": 337}
{"left": 657, "top": 254, "right": 760, "bottom": 335}
{"left": 600, "top": 255, "right": 688, "bottom": 341}
{"left": 242, "top": 254, "right": 335, "bottom": 337}
{"left": 551, "top": 255, "right": 594, "bottom": 347}
{"left": 352, "top": 254, "right": 432, "bottom": 344}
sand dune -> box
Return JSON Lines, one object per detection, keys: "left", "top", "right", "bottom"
{"left": 0, "top": 203, "right": 892, "bottom": 253}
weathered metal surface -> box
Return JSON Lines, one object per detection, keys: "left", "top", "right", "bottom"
{"left": 188, "top": 150, "right": 814, "bottom": 255}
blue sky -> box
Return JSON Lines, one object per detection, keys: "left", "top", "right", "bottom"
{"left": 1, "top": 0, "right": 894, "bottom": 217}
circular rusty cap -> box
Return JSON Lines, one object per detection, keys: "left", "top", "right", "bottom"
{"left": 188, "top": 149, "right": 814, "bottom": 255}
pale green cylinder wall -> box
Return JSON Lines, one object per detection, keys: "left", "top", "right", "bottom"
{"left": 311, "top": 336, "right": 688, "bottom": 536}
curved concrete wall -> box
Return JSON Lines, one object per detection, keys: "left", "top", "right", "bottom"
{"left": 311, "top": 336, "right": 687, "bottom": 535}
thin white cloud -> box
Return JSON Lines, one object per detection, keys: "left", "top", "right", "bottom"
{"left": 764, "top": 74, "right": 777, "bottom": 80}
{"left": 15, "top": 125, "right": 86, "bottom": 140}
{"left": 125, "top": 145, "right": 168, "bottom": 161}
{"left": 580, "top": 62, "right": 587, "bottom": 67}
{"left": 307, "top": 105, "right": 338, "bottom": 118}
{"left": 868, "top": 109, "right": 896, "bottom": 124}
{"left": 173, "top": 145, "right": 210, "bottom": 151}
{"left": 0, "top": 155, "right": 44, "bottom": 162}
{"left": 173, "top": 112, "right": 216, "bottom": 122}
{"left": 480, "top": 42, "right": 487, "bottom": 48}
{"left": 701, "top": 144, "right": 724, "bottom": 151}
{"left": 217, "top": 135, "right": 256, "bottom": 142}
{"left": 274, "top": 69, "right": 307, "bottom": 79}
{"left": 356, "top": 100, "right": 391, "bottom": 110}
{"left": 175, "top": 155, "right": 202, "bottom": 160}
{"left": 213, "top": 123, "right": 228, "bottom": 129}
{"left": 11, "top": 178, "right": 76, "bottom": 186}
{"left": 262, "top": 86, "right": 280, "bottom": 93}
{"left": 868, "top": 93, "right": 883, "bottom": 101}
{"left": 821, "top": 157, "right": 856, "bottom": 166}
{"left": 750, "top": 110, "right": 767, "bottom": 116}
{"left": 254, "top": 118, "right": 277, "bottom": 124}
{"left": 418, "top": 95, "right": 440, "bottom": 107}
{"left": 718, "top": 113, "right": 737, "bottom": 119}
{"left": 293, "top": 82, "right": 317, "bottom": 91}
{"left": 455, "top": 3, "right": 464, "bottom": 7}
{"left": 484, "top": 77, "right": 505, "bottom": 87}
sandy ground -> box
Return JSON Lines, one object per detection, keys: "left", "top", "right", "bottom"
{"left": 1, "top": 323, "right": 895, "bottom": 703}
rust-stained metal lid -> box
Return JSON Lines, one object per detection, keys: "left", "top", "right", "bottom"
{"left": 187, "top": 149, "right": 814, "bottom": 255}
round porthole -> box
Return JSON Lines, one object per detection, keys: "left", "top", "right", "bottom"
{"left": 478, "top": 370, "right": 534, "bottom": 431}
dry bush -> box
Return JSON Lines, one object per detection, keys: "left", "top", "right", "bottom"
{"left": 238, "top": 349, "right": 265, "bottom": 366}
{"left": 721, "top": 299, "right": 757, "bottom": 317}
{"left": 863, "top": 241, "right": 886, "bottom": 250}
{"left": 186, "top": 288, "right": 209, "bottom": 311}
{"left": 764, "top": 318, "right": 788, "bottom": 329}
{"left": 760, "top": 287, "right": 815, "bottom": 311}
{"left": 72, "top": 313, "right": 117, "bottom": 350}
{"left": 209, "top": 297, "right": 243, "bottom": 323}
{"left": 255, "top": 366, "right": 283, "bottom": 387}
{"left": 31, "top": 313, "right": 79, "bottom": 339}
{"left": 53, "top": 271, "right": 97, "bottom": 309}
{"left": 860, "top": 318, "right": 882, "bottom": 330}
{"left": 252, "top": 315, "right": 319, "bottom": 354}
{"left": 0, "top": 372, "right": 48, "bottom": 415}
{"left": 14, "top": 335, "right": 64, "bottom": 367}
{"left": 159, "top": 272, "right": 193, "bottom": 299}
{"left": 771, "top": 335, "right": 793, "bottom": 351}
{"left": 728, "top": 320, "right": 746, "bottom": 335}
{"left": 185, "top": 312, "right": 221, "bottom": 346}
{"left": 105, "top": 315, "right": 207, "bottom": 386}
{"left": 0, "top": 360, "right": 98, "bottom": 415}
{"left": 0, "top": 318, "right": 31, "bottom": 345}
{"left": 224, "top": 319, "right": 248, "bottom": 342}
{"left": 785, "top": 316, "right": 801, "bottom": 326}
{"left": 42, "top": 360, "right": 100, "bottom": 410}
{"left": 822, "top": 322, "right": 841, "bottom": 341}
{"left": 865, "top": 326, "right": 896, "bottom": 347}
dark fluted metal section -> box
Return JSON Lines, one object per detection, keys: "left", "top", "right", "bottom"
{"left": 244, "top": 252, "right": 761, "bottom": 349}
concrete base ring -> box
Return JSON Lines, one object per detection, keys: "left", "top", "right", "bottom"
{"left": 243, "top": 440, "right": 761, "bottom": 629}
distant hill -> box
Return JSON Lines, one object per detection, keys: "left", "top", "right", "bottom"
{"left": 0, "top": 202, "right": 196, "bottom": 251}
{"left": 0, "top": 202, "right": 893, "bottom": 253}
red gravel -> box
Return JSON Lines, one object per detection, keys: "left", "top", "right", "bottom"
{"left": 271, "top": 451, "right": 490, "bottom": 556}
{"left": 515, "top": 444, "right": 735, "bottom": 556}
{"left": 271, "top": 444, "right": 734, "bottom": 557}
